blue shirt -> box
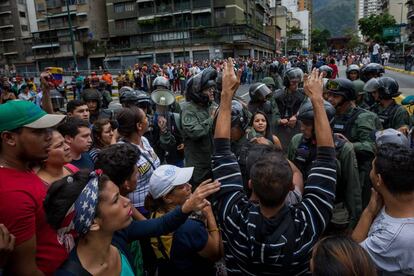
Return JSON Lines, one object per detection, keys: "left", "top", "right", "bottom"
{"left": 70, "top": 152, "right": 94, "bottom": 171}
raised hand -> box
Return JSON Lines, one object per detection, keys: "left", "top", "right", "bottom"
{"left": 181, "top": 179, "right": 220, "bottom": 213}
{"left": 222, "top": 58, "right": 241, "bottom": 99}
{"left": 303, "top": 68, "right": 324, "bottom": 101}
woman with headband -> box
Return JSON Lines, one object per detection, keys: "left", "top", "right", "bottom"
{"left": 44, "top": 170, "right": 219, "bottom": 275}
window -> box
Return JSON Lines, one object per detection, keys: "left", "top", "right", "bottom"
{"left": 18, "top": 0, "right": 25, "bottom": 4}
{"left": 214, "top": 8, "right": 226, "bottom": 19}
{"left": 19, "top": 11, "right": 26, "bottom": 17}
{"left": 36, "top": 3, "right": 45, "bottom": 11}
{"left": 115, "top": 19, "right": 136, "bottom": 30}
{"left": 21, "top": 25, "right": 28, "bottom": 31}
{"left": 114, "top": 2, "right": 134, "bottom": 13}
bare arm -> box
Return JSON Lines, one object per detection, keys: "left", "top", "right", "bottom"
{"left": 40, "top": 75, "right": 54, "bottom": 114}
{"left": 7, "top": 236, "right": 44, "bottom": 276}
{"left": 198, "top": 206, "right": 222, "bottom": 261}
{"left": 352, "top": 188, "right": 383, "bottom": 243}
{"left": 303, "top": 69, "right": 334, "bottom": 148}
{"left": 214, "top": 58, "right": 241, "bottom": 139}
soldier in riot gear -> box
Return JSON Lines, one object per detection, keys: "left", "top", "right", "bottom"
{"left": 82, "top": 88, "right": 114, "bottom": 124}
{"left": 274, "top": 67, "right": 306, "bottom": 151}
{"left": 248, "top": 82, "right": 274, "bottom": 124}
{"left": 366, "top": 77, "right": 410, "bottom": 130}
{"left": 353, "top": 79, "right": 369, "bottom": 109}
{"left": 97, "top": 80, "right": 112, "bottom": 109}
{"left": 360, "top": 63, "right": 384, "bottom": 82}
{"left": 152, "top": 76, "right": 171, "bottom": 91}
{"left": 327, "top": 78, "right": 381, "bottom": 208}
{"left": 288, "top": 100, "right": 362, "bottom": 229}
{"left": 50, "top": 89, "right": 65, "bottom": 113}
{"left": 181, "top": 67, "right": 218, "bottom": 185}
{"left": 267, "top": 63, "right": 283, "bottom": 89}
{"left": 346, "top": 64, "right": 361, "bottom": 81}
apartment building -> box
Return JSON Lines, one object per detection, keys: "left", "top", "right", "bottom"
{"left": 406, "top": 0, "right": 414, "bottom": 43}
{"left": 103, "top": 0, "right": 275, "bottom": 67}
{"left": 0, "top": 0, "right": 34, "bottom": 69}
{"left": 32, "top": 0, "right": 107, "bottom": 70}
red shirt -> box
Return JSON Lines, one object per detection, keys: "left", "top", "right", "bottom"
{"left": 328, "top": 64, "right": 339, "bottom": 78}
{"left": 0, "top": 168, "right": 68, "bottom": 274}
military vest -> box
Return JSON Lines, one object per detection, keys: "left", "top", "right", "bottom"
{"left": 370, "top": 102, "right": 399, "bottom": 129}
{"left": 332, "top": 107, "right": 365, "bottom": 141}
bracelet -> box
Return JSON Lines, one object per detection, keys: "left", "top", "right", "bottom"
{"left": 208, "top": 228, "right": 220, "bottom": 233}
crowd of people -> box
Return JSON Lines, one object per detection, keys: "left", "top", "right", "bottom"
{"left": 0, "top": 54, "right": 414, "bottom": 276}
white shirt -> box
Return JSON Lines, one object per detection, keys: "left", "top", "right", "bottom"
{"left": 373, "top": 43, "right": 380, "bottom": 55}
{"left": 360, "top": 208, "right": 414, "bottom": 275}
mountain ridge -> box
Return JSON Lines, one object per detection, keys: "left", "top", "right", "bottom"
{"left": 312, "top": 0, "right": 357, "bottom": 37}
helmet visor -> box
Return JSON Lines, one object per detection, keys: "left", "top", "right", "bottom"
{"left": 363, "top": 78, "right": 380, "bottom": 93}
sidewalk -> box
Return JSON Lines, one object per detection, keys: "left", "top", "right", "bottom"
{"left": 384, "top": 63, "right": 414, "bottom": 76}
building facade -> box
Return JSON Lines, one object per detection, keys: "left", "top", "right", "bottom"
{"left": 31, "top": 0, "right": 107, "bottom": 71}
{"left": 103, "top": 0, "right": 275, "bottom": 68}
{"left": 0, "top": 0, "right": 34, "bottom": 70}
{"left": 406, "top": 0, "right": 414, "bottom": 43}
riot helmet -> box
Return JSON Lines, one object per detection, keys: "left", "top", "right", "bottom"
{"left": 119, "top": 89, "right": 140, "bottom": 107}
{"left": 185, "top": 67, "right": 217, "bottom": 106}
{"left": 119, "top": 86, "right": 134, "bottom": 95}
{"left": 50, "top": 89, "right": 65, "bottom": 112}
{"left": 152, "top": 76, "right": 170, "bottom": 91}
{"left": 376, "top": 77, "right": 400, "bottom": 99}
{"left": 298, "top": 99, "right": 336, "bottom": 123}
{"left": 363, "top": 78, "right": 380, "bottom": 94}
{"left": 82, "top": 88, "right": 102, "bottom": 108}
{"left": 283, "top": 67, "right": 304, "bottom": 87}
{"left": 352, "top": 79, "right": 366, "bottom": 95}
{"left": 318, "top": 65, "right": 333, "bottom": 79}
{"left": 326, "top": 78, "right": 356, "bottom": 101}
{"left": 269, "top": 63, "right": 279, "bottom": 74}
{"left": 361, "top": 63, "right": 384, "bottom": 82}
{"left": 214, "top": 72, "right": 223, "bottom": 104}
{"left": 346, "top": 64, "right": 360, "bottom": 80}
{"left": 262, "top": 77, "right": 276, "bottom": 91}
{"left": 249, "top": 82, "right": 272, "bottom": 103}
{"left": 231, "top": 100, "right": 249, "bottom": 130}
{"left": 136, "top": 90, "right": 153, "bottom": 112}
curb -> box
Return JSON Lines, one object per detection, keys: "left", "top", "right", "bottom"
{"left": 384, "top": 66, "right": 414, "bottom": 76}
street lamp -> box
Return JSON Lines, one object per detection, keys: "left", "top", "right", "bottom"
{"left": 65, "top": 0, "right": 78, "bottom": 72}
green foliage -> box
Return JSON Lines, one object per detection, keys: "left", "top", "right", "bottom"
{"left": 311, "top": 29, "right": 331, "bottom": 52}
{"left": 312, "top": 0, "right": 356, "bottom": 37}
{"left": 358, "top": 13, "right": 397, "bottom": 42}
{"left": 343, "top": 28, "right": 361, "bottom": 50}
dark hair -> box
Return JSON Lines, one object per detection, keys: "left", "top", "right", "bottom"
{"left": 43, "top": 171, "right": 109, "bottom": 230}
{"left": 329, "top": 58, "right": 335, "bottom": 65}
{"left": 57, "top": 117, "right": 90, "bottom": 138}
{"left": 246, "top": 143, "right": 282, "bottom": 181}
{"left": 67, "top": 100, "right": 87, "bottom": 113}
{"left": 250, "top": 150, "right": 292, "bottom": 207}
{"left": 95, "top": 143, "right": 140, "bottom": 187}
{"left": 144, "top": 193, "right": 167, "bottom": 213}
{"left": 116, "top": 106, "right": 145, "bottom": 138}
{"left": 92, "top": 118, "right": 112, "bottom": 149}
{"left": 249, "top": 111, "right": 273, "bottom": 142}
{"left": 312, "top": 236, "right": 377, "bottom": 276}
{"left": 375, "top": 144, "right": 414, "bottom": 196}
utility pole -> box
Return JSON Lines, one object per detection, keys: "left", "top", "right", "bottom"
{"left": 399, "top": 2, "right": 405, "bottom": 56}
{"left": 66, "top": 0, "right": 78, "bottom": 72}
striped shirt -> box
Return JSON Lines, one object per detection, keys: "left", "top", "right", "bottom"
{"left": 119, "top": 137, "right": 160, "bottom": 209}
{"left": 212, "top": 138, "right": 337, "bottom": 275}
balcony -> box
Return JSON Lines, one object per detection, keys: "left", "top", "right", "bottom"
{"left": 192, "top": 1, "right": 210, "bottom": 9}
{"left": 255, "top": 0, "right": 267, "bottom": 10}
{"left": 174, "top": 1, "right": 190, "bottom": 11}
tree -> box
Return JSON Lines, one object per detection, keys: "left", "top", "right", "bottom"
{"left": 311, "top": 29, "right": 331, "bottom": 52}
{"left": 343, "top": 28, "right": 362, "bottom": 50}
{"left": 358, "top": 13, "right": 396, "bottom": 42}
{"left": 287, "top": 26, "right": 304, "bottom": 50}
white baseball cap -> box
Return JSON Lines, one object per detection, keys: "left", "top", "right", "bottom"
{"left": 149, "top": 165, "right": 194, "bottom": 199}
